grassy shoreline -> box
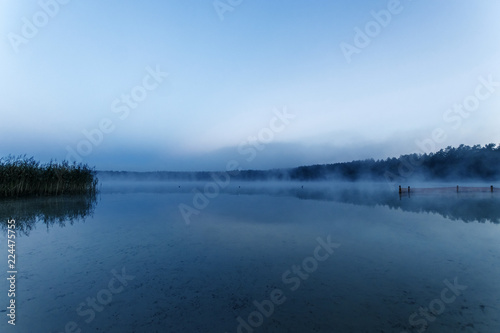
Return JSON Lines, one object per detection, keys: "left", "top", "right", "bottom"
{"left": 0, "top": 156, "right": 98, "bottom": 198}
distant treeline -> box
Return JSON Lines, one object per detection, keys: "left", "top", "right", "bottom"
{"left": 289, "top": 144, "right": 500, "bottom": 181}
{"left": 0, "top": 156, "right": 98, "bottom": 197}
{"left": 100, "top": 144, "right": 500, "bottom": 182}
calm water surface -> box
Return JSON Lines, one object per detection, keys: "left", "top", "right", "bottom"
{"left": 1, "top": 181, "right": 499, "bottom": 332}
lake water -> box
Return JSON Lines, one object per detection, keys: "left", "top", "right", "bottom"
{"left": 1, "top": 181, "right": 500, "bottom": 332}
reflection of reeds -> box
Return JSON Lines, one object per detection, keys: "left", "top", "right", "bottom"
{"left": 0, "top": 193, "right": 98, "bottom": 236}
{"left": 0, "top": 155, "right": 98, "bottom": 197}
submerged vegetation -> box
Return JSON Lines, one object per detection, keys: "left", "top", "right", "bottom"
{"left": 0, "top": 156, "right": 98, "bottom": 197}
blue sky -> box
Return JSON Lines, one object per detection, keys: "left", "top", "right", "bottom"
{"left": 1, "top": 0, "right": 500, "bottom": 171}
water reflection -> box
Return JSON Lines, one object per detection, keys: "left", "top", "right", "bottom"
{"left": 174, "top": 182, "right": 500, "bottom": 224}
{"left": 246, "top": 186, "right": 500, "bottom": 224}
{"left": 95, "top": 180, "right": 500, "bottom": 224}
{"left": 0, "top": 194, "right": 98, "bottom": 236}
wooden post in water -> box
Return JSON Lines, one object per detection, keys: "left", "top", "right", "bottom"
{"left": 399, "top": 185, "right": 402, "bottom": 194}
{"left": 408, "top": 186, "right": 410, "bottom": 193}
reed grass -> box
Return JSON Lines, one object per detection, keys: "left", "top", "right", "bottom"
{"left": 0, "top": 155, "right": 98, "bottom": 197}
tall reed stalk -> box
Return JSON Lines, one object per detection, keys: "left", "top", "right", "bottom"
{"left": 0, "top": 155, "right": 98, "bottom": 197}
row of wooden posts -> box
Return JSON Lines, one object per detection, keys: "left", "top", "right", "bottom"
{"left": 399, "top": 185, "right": 494, "bottom": 194}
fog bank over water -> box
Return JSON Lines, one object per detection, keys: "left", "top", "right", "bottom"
{"left": 97, "top": 144, "right": 500, "bottom": 188}
{"left": 3, "top": 1, "right": 500, "bottom": 332}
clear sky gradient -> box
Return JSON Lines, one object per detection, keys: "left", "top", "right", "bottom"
{"left": 1, "top": 0, "right": 499, "bottom": 171}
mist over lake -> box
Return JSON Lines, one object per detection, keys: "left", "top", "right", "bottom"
{"left": 2, "top": 1, "right": 500, "bottom": 332}
{"left": 1, "top": 180, "right": 499, "bottom": 332}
